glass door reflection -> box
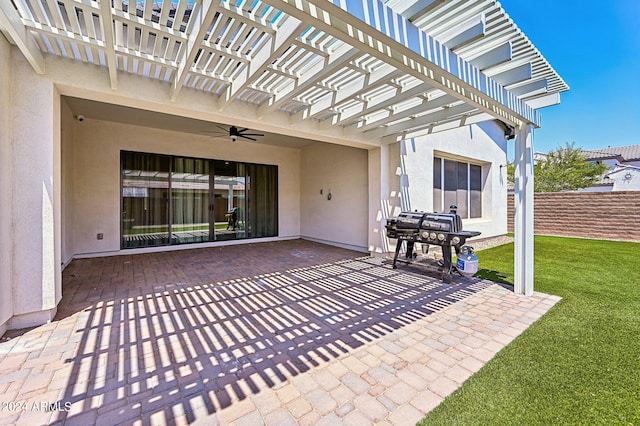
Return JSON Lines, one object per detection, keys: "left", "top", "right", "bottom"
{"left": 121, "top": 152, "right": 170, "bottom": 248}
{"left": 213, "top": 161, "right": 246, "bottom": 241}
{"left": 171, "top": 157, "right": 211, "bottom": 244}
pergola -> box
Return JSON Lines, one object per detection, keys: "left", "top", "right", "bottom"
{"left": 0, "top": 0, "right": 568, "bottom": 295}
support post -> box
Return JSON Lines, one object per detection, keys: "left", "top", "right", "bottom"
{"left": 513, "top": 124, "right": 535, "bottom": 295}
{"left": 367, "top": 145, "right": 391, "bottom": 255}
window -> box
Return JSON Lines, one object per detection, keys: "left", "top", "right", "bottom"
{"left": 121, "top": 151, "right": 277, "bottom": 248}
{"left": 433, "top": 156, "right": 482, "bottom": 219}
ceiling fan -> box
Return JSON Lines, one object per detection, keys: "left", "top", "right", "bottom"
{"left": 202, "top": 125, "right": 265, "bottom": 142}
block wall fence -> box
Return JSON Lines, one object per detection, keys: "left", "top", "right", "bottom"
{"left": 507, "top": 191, "right": 640, "bottom": 242}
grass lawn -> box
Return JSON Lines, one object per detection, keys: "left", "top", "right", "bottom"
{"left": 419, "top": 236, "right": 640, "bottom": 425}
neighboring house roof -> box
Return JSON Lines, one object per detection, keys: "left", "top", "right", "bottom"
{"left": 583, "top": 145, "right": 640, "bottom": 162}
{"left": 604, "top": 164, "right": 640, "bottom": 191}
{"left": 606, "top": 164, "right": 640, "bottom": 176}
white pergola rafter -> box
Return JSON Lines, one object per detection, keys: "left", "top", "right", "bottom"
{"left": 260, "top": 0, "right": 538, "bottom": 129}
{"left": 365, "top": 102, "right": 476, "bottom": 139}
{"left": 383, "top": 109, "right": 496, "bottom": 143}
{"left": 171, "top": 0, "right": 223, "bottom": 101}
{"left": 304, "top": 65, "right": 403, "bottom": 120}
{"left": 256, "top": 43, "right": 362, "bottom": 117}
{"left": 356, "top": 93, "right": 459, "bottom": 132}
{"left": 337, "top": 82, "right": 436, "bottom": 127}
{"left": 469, "top": 42, "right": 512, "bottom": 71}
{"left": 217, "top": 1, "right": 279, "bottom": 34}
{"left": 0, "top": 1, "right": 45, "bottom": 74}
{"left": 99, "top": 0, "right": 118, "bottom": 89}
{"left": 440, "top": 13, "right": 486, "bottom": 50}
{"left": 400, "top": 0, "right": 568, "bottom": 99}
{"left": 220, "top": 17, "right": 305, "bottom": 109}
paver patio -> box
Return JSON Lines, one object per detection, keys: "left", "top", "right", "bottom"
{"left": 0, "top": 239, "right": 560, "bottom": 425}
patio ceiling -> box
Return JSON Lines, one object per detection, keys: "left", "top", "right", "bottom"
{"left": 1, "top": 0, "right": 568, "bottom": 146}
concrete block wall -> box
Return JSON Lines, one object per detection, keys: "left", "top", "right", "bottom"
{"left": 508, "top": 191, "right": 640, "bottom": 242}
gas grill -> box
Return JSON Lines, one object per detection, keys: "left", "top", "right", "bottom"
{"left": 385, "top": 206, "right": 481, "bottom": 282}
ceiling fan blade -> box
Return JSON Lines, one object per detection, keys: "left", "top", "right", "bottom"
{"left": 237, "top": 127, "right": 249, "bottom": 133}
{"left": 216, "top": 125, "right": 229, "bottom": 132}
{"left": 240, "top": 133, "right": 265, "bottom": 137}
{"left": 240, "top": 135, "right": 258, "bottom": 141}
{"left": 200, "top": 130, "right": 229, "bottom": 138}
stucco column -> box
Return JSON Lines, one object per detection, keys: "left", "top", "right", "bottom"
{"left": 8, "top": 52, "right": 62, "bottom": 328}
{"left": 513, "top": 124, "right": 534, "bottom": 295}
{"left": 367, "top": 145, "right": 391, "bottom": 255}
{"left": 0, "top": 36, "right": 13, "bottom": 335}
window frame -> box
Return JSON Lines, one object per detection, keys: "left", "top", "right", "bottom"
{"left": 433, "top": 155, "right": 483, "bottom": 219}
{"left": 120, "top": 150, "right": 278, "bottom": 249}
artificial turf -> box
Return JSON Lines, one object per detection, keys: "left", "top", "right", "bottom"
{"left": 419, "top": 235, "right": 640, "bottom": 425}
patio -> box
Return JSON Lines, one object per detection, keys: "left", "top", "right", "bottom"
{"left": 0, "top": 240, "right": 559, "bottom": 425}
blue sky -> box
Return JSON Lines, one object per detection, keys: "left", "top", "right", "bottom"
{"left": 499, "top": 0, "right": 640, "bottom": 154}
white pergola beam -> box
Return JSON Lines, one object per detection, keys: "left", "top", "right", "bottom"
{"left": 256, "top": 43, "right": 361, "bottom": 117}
{"left": 442, "top": 14, "right": 485, "bottom": 50}
{"left": 99, "top": 0, "right": 118, "bottom": 90}
{"left": 365, "top": 102, "right": 475, "bottom": 139}
{"left": 305, "top": 64, "right": 401, "bottom": 119}
{"left": 401, "top": 0, "right": 444, "bottom": 22}
{"left": 218, "top": 1, "right": 278, "bottom": 35}
{"left": 171, "top": 0, "right": 221, "bottom": 102}
{"left": 469, "top": 42, "right": 512, "bottom": 70}
{"left": 0, "top": 1, "right": 45, "bottom": 74}
{"left": 221, "top": 17, "right": 305, "bottom": 108}
{"left": 380, "top": 110, "right": 494, "bottom": 143}
{"left": 508, "top": 79, "right": 548, "bottom": 98}
{"left": 357, "top": 94, "right": 458, "bottom": 132}
{"left": 524, "top": 92, "right": 560, "bottom": 109}
{"left": 338, "top": 82, "right": 435, "bottom": 126}
{"left": 261, "top": 0, "right": 539, "bottom": 130}
{"left": 490, "top": 63, "right": 532, "bottom": 86}
{"left": 514, "top": 124, "right": 535, "bottom": 295}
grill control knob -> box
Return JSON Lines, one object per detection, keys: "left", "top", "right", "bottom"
{"left": 429, "top": 232, "right": 437, "bottom": 240}
{"left": 421, "top": 231, "right": 429, "bottom": 239}
{"left": 437, "top": 233, "right": 446, "bottom": 241}
{"left": 452, "top": 236, "right": 461, "bottom": 245}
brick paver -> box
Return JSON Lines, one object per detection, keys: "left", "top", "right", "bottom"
{"left": 0, "top": 239, "right": 560, "bottom": 425}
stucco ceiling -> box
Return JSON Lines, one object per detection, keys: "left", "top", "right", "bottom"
{"left": 63, "top": 96, "right": 316, "bottom": 148}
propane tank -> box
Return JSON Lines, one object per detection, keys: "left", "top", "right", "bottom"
{"left": 456, "top": 245, "right": 479, "bottom": 277}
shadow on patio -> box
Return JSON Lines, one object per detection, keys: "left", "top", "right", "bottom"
{"left": 49, "top": 240, "right": 490, "bottom": 424}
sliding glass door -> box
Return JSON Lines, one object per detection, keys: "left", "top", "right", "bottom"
{"left": 247, "top": 163, "right": 278, "bottom": 238}
{"left": 213, "top": 161, "right": 246, "bottom": 241}
{"left": 171, "top": 157, "right": 211, "bottom": 244}
{"left": 121, "top": 153, "right": 170, "bottom": 248}
{"left": 121, "top": 151, "right": 278, "bottom": 249}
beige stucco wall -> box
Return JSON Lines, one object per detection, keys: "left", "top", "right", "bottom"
{"left": 4, "top": 51, "right": 61, "bottom": 329}
{"left": 0, "top": 35, "right": 13, "bottom": 335}
{"left": 300, "top": 142, "right": 369, "bottom": 252}
{"left": 399, "top": 122, "right": 509, "bottom": 239}
{"left": 60, "top": 100, "right": 76, "bottom": 266}
{"left": 66, "top": 114, "right": 302, "bottom": 257}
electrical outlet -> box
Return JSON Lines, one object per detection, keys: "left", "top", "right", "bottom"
{"left": 97, "top": 233, "right": 103, "bottom": 240}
